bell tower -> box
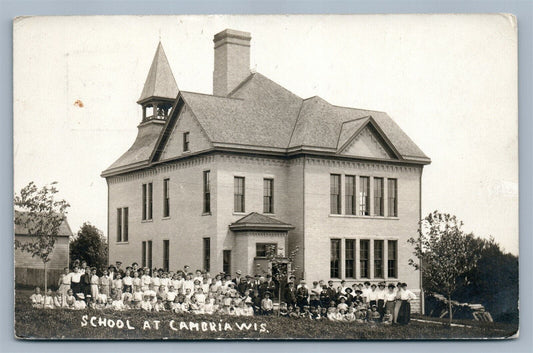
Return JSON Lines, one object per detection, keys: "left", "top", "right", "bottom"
{"left": 137, "top": 42, "right": 179, "bottom": 123}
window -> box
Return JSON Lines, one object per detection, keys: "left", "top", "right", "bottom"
{"left": 263, "top": 178, "right": 274, "bottom": 213}
{"left": 388, "top": 179, "right": 398, "bottom": 217}
{"left": 116, "top": 208, "right": 122, "bottom": 242}
{"left": 359, "top": 176, "right": 370, "bottom": 216}
{"left": 142, "top": 184, "right": 146, "bottom": 220}
{"left": 223, "top": 250, "right": 231, "bottom": 274}
{"left": 234, "top": 177, "right": 245, "bottom": 213}
{"left": 374, "top": 177, "right": 384, "bottom": 216}
{"left": 330, "top": 239, "right": 341, "bottom": 278}
{"left": 147, "top": 240, "right": 153, "bottom": 269}
{"left": 203, "top": 238, "right": 211, "bottom": 272}
{"left": 183, "top": 132, "right": 190, "bottom": 152}
{"left": 345, "top": 239, "right": 355, "bottom": 278}
{"left": 142, "top": 183, "right": 153, "bottom": 220}
{"left": 388, "top": 240, "right": 398, "bottom": 278}
{"left": 116, "top": 207, "right": 128, "bottom": 242}
{"left": 360, "top": 239, "right": 370, "bottom": 278}
{"left": 256, "top": 243, "right": 277, "bottom": 258}
{"left": 203, "top": 171, "right": 211, "bottom": 214}
{"left": 163, "top": 179, "right": 170, "bottom": 218}
{"left": 141, "top": 241, "right": 146, "bottom": 267}
{"left": 163, "top": 240, "right": 169, "bottom": 272}
{"left": 374, "top": 240, "right": 384, "bottom": 278}
{"left": 330, "top": 174, "right": 341, "bottom": 214}
{"left": 345, "top": 175, "right": 356, "bottom": 215}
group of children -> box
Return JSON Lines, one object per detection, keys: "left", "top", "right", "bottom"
{"left": 29, "top": 260, "right": 416, "bottom": 324}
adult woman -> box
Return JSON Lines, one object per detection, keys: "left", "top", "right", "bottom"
{"left": 397, "top": 283, "right": 417, "bottom": 325}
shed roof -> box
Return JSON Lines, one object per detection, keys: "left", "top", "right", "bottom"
{"left": 14, "top": 211, "right": 73, "bottom": 237}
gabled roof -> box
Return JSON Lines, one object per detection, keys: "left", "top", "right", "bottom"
{"left": 137, "top": 42, "right": 179, "bottom": 104}
{"left": 229, "top": 212, "right": 294, "bottom": 232}
{"left": 14, "top": 211, "right": 73, "bottom": 237}
{"left": 103, "top": 68, "right": 430, "bottom": 177}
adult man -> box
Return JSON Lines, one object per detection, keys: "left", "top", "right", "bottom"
{"left": 296, "top": 280, "right": 309, "bottom": 309}
{"left": 115, "top": 261, "right": 125, "bottom": 277}
{"left": 284, "top": 281, "right": 297, "bottom": 309}
{"left": 265, "top": 274, "right": 277, "bottom": 299}
{"left": 325, "top": 280, "right": 337, "bottom": 306}
{"left": 80, "top": 267, "right": 92, "bottom": 302}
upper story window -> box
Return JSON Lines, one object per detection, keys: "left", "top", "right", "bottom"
{"left": 359, "top": 176, "right": 370, "bottom": 216}
{"left": 374, "top": 177, "right": 384, "bottom": 216}
{"left": 183, "top": 132, "right": 190, "bottom": 152}
{"left": 116, "top": 207, "right": 128, "bottom": 242}
{"left": 203, "top": 170, "right": 211, "bottom": 214}
{"left": 330, "top": 174, "right": 341, "bottom": 214}
{"left": 345, "top": 175, "right": 356, "bottom": 215}
{"left": 234, "top": 176, "right": 245, "bottom": 213}
{"left": 388, "top": 178, "right": 398, "bottom": 217}
{"left": 142, "top": 182, "right": 153, "bottom": 221}
{"left": 163, "top": 178, "right": 170, "bottom": 218}
{"left": 263, "top": 178, "right": 274, "bottom": 213}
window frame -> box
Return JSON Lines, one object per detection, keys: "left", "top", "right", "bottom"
{"left": 263, "top": 178, "right": 274, "bottom": 214}
{"left": 330, "top": 174, "right": 342, "bottom": 215}
{"left": 374, "top": 239, "right": 384, "bottom": 278}
{"left": 163, "top": 239, "right": 170, "bottom": 272}
{"left": 388, "top": 240, "right": 398, "bottom": 278}
{"left": 374, "top": 177, "right": 384, "bottom": 216}
{"left": 203, "top": 238, "right": 211, "bottom": 272}
{"left": 163, "top": 178, "right": 170, "bottom": 218}
{"left": 330, "top": 239, "right": 341, "bottom": 278}
{"left": 256, "top": 243, "right": 277, "bottom": 258}
{"left": 183, "top": 131, "right": 190, "bottom": 152}
{"left": 345, "top": 239, "right": 355, "bottom": 278}
{"left": 223, "top": 250, "right": 231, "bottom": 275}
{"left": 203, "top": 170, "right": 211, "bottom": 214}
{"left": 233, "top": 176, "right": 245, "bottom": 213}
{"left": 388, "top": 178, "right": 398, "bottom": 217}
{"left": 360, "top": 239, "right": 370, "bottom": 278}
{"left": 345, "top": 175, "right": 356, "bottom": 215}
{"left": 359, "top": 176, "right": 370, "bottom": 216}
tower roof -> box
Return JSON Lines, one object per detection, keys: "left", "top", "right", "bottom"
{"left": 137, "top": 42, "right": 179, "bottom": 104}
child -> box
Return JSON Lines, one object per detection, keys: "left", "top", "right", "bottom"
{"left": 105, "top": 297, "right": 114, "bottom": 310}
{"left": 166, "top": 286, "right": 177, "bottom": 309}
{"left": 337, "top": 296, "right": 348, "bottom": 313}
{"left": 65, "top": 289, "right": 76, "bottom": 309}
{"left": 53, "top": 290, "right": 64, "bottom": 308}
{"left": 122, "top": 286, "right": 133, "bottom": 303}
{"left": 90, "top": 267, "right": 100, "bottom": 300}
{"left": 74, "top": 293, "right": 87, "bottom": 310}
{"left": 153, "top": 298, "right": 166, "bottom": 312}
{"left": 99, "top": 269, "right": 111, "bottom": 298}
{"left": 122, "top": 269, "right": 133, "bottom": 294}
{"left": 156, "top": 285, "right": 167, "bottom": 302}
{"left": 279, "top": 302, "right": 289, "bottom": 317}
{"left": 327, "top": 305, "right": 338, "bottom": 321}
{"left": 301, "top": 305, "right": 312, "bottom": 319}
{"left": 30, "top": 287, "right": 43, "bottom": 308}
{"left": 114, "top": 272, "right": 123, "bottom": 296}
{"left": 43, "top": 289, "right": 54, "bottom": 309}
{"left": 184, "top": 288, "right": 193, "bottom": 300}
{"left": 195, "top": 287, "right": 206, "bottom": 306}
{"left": 160, "top": 272, "right": 170, "bottom": 293}
{"left": 151, "top": 272, "right": 161, "bottom": 293}
{"left": 345, "top": 307, "right": 356, "bottom": 322}
{"left": 141, "top": 269, "right": 151, "bottom": 291}
{"left": 172, "top": 296, "right": 182, "bottom": 313}
{"left": 243, "top": 301, "right": 254, "bottom": 317}
{"left": 112, "top": 295, "right": 125, "bottom": 311}
{"left": 335, "top": 308, "right": 346, "bottom": 321}
{"left": 132, "top": 270, "right": 142, "bottom": 292}
{"left": 370, "top": 305, "right": 381, "bottom": 323}
{"left": 140, "top": 294, "right": 152, "bottom": 312}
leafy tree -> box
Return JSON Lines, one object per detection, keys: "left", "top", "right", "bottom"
{"left": 265, "top": 245, "right": 300, "bottom": 313}
{"left": 14, "top": 182, "right": 70, "bottom": 298}
{"left": 408, "top": 211, "right": 482, "bottom": 325}
{"left": 70, "top": 222, "right": 108, "bottom": 272}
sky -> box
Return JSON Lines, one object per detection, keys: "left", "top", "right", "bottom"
{"left": 13, "top": 14, "right": 518, "bottom": 255}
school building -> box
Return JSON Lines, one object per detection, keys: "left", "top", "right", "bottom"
{"left": 101, "top": 29, "right": 430, "bottom": 312}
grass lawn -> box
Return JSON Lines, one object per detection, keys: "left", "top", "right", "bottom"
{"left": 14, "top": 290, "right": 518, "bottom": 340}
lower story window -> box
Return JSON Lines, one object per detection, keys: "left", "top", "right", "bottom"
{"left": 223, "top": 250, "right": 231, "bottom": 275}
{"left": 163, "top": 240, "right": 169, "bottom": 272}
{"left": 256, "top": 243, "right": 277, "bottom": 258}
{"left": 330, "top": 239, "right": 341, "bottom": 278}
{"left": 388, "top": 240, "right": 398, "bottom": 278}
{"left": 203, "top": 238, "right": 211, "bottom": 272}
{"left": 360, "top": 239, "right": 370, "bottom": 278}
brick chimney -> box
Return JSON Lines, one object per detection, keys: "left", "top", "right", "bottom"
{"left": 213, "top": 29, "right": 251, "bottom": 96}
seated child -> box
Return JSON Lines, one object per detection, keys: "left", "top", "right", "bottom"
{"left": 279, "top": 302, "right": 289, "bottom": 317}
{"left": 310, "top": 306, "right": 321, "bottom": 320}
{"left": 301, "top": 306, "right": 312, "bottom": 319}
{"left": 327, "top": 306, "right": 338, "bottom": 321}
{"left": 344, "top": 307, "right": 356, "bottom": 322}
{"left": 65, "top": 289, "right": 76, "bottom": 309}
{"left": 112, "top": 296, "right": 125, "bottom": 311}
{"left": 320, "top": 307, "right": 328, "bottom": 321}
{"left": 171, "top": 296, "right": 182, "bottom": 313}
{"left": 181, "top": 296, "right": 191, "bottom": 313}
{"left": 105, "top": 297, "right": 114, "bottom": 310}
{"left": 140, "top": 295, "right": 152, "bottom": 312}
{"left": 204, "top": 297, "right": 215, "bottom": 315}
{"left": 166, "top": 286, "right": 177, "bottom": 309}
{"left": 336, "top": 308, "right": 346, "bottom": 321}
{"left": 87, "top": 297, "right": 97, "bottom": 310}
{"left": 30, "top": 287, "right": 43, "bottom": 308}
{"left": 153, "top": 298, "right": 166, "bottom": 312}
{"left": 43, "top": 289, "right": 54, "bottom": 309}
{"left": 195, "top": 288, "right": 206, "bottom": 305}
{"left": 242, "top": 301, "right": 254, "bottom": 317}
{"left": 261, "top": 292, "right": 274, "bottom": 315}
{"left": 290, "top": 306, "right": 301, "bottom": 319}
{"left": 370, "top": 305, "right": 381, "bottom": 323}
{"left": 74, "top": 293, "right": 87, "bottom": 310}
{"left": 53, "top": 291, "right": 64, "bottom": 308}
{"left": 122, "top": 286, "right": 133, "bottom": 303}
{"left": 382, "top": 312, "right": 393, "bottom": 325}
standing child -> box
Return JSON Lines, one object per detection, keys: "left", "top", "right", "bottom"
{"left": 43, "top": 289, "right": 54, "bottom": 309}
{"left": 65, "top": 289, "right": 76, "bottom": 309}
{"left": 132, "top": 270, "right": 141, "bottom": 292}
{"left": 90, "top": 267, "right": 100, "bottom": 301}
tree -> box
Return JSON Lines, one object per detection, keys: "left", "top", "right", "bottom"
{"left": 70, "top": 222, "right": 108, "bottom": 271}
{"left": 408, "top": 211, "right": 482, "bottom": 325}
{"left": 14, "top": 182, "right": 70, "bottom": 299}
{"left": 265, "top": 245, "right": 300, "bottom": 314}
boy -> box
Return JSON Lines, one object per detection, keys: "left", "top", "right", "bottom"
{"left": 140, "top": 294, "right": 152, "bottom": 312}
{"left": 261, "top": 292, "right": 274, "bottom": 315}
{"left": 30, "top": 287, "right": 43, "bottom": 308}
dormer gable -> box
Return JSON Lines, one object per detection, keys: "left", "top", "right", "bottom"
{"left": 337, "top": 117, "right": 402, "bottom": 160}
